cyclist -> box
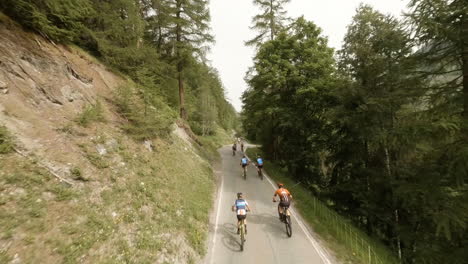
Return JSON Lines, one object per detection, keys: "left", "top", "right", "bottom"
{"left": 255, "top": 155, "right": 264, "bottom": 175}
{"left": 240, "top": 155, "right": 249, "bottom": 174}
{"left": 273, "top": 183, "right": 293, "bottom": 221}
{"left": 232, "top": 192, "right": 251, "bottom": 234}
{"left": 232, "top": 142, "right": 237, "bottom": 155}
{"left": 240, "top": 141, "right": 244, "bottom": 152}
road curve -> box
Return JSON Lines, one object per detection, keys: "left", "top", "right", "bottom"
{"left": 205, "top": 145, "right": 333, "bottom": 264}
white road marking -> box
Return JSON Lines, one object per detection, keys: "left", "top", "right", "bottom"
{"left": 245, "top": 145, "right": 332, "bottom": 264}
{"left": 263, "top": 172, "right": 332, "bottom": 264}
{"left": 210, "top": 166, "right": 224, "bottom": 264}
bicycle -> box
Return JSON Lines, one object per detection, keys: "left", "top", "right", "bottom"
{"left": 242, "top": 166, "right": 247, "bottom": 180}
{"left": 280, "top": 205, "right": 292, "bottom": 237}
{"left": 274, "top": 201, "right": 292, "bottom": 237}
{"left": 239, "top": 218, "right": 247, "bottom": 251}
{"left": 257, "top": 165, "right": 263, "bottom": 180}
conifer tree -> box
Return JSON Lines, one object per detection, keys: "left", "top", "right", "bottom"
{"left": 246, "top": 0, "right": 290, "bottom": 47}
{"left": 408, "top": 0, "right": 468, "bottom": 120}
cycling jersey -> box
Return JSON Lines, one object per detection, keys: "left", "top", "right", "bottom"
{"left": 274, "top": 188, "right": 291, "bottom": 203}
{"left": 234, "top": 199, "right": 249, "bottom": 216}
{"left": 257, "top": 158, "right": 263, "bottom": 165}
{"left": 241, "top": 158, "right": 248, "bottom": 165}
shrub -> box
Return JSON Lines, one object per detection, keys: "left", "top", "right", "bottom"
{"left": 75, "top": 101, "right": 105, "bottom": 127}
{"left": 0, "top": 125, "right": 13, "bottom": 154}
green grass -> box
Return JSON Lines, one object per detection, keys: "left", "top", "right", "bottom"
{"left": 247, "top": 147, "right": 398, "bottom": 264}
{"left": 0, "top": 121, "right": 228, "bottom": 263}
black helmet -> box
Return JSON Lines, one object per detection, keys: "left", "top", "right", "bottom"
{"left": 237, "top": 192, "right": 243, "bottom": 198}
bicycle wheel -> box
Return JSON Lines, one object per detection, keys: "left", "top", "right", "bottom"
{"left": 260, "top": 169, "right": 263, "bottom": 180}
{"left": 285, "top": 215, "right": 292, "bottom": 237}
{"left": 243, "top": 168, "right": 247, "bottom": 180}
{"left": 240, "top": 222, "right": 245, "bottom": 251}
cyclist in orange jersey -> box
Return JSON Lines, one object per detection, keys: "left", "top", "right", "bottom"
{"left": 273, "top": 183, "right": 293, "bottom": 221}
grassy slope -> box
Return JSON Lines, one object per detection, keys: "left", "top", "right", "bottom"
{"left": 0, "top": 129, "right": 231, "bottom": 263}
{"left": 246, "top": 147, "right": 398, "bottom": 264}
{"left": 0, "top": 13, "right": 235, "bottom": 262}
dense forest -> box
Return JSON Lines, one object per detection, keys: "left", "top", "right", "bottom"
{"left": 0, "top": 0, "right": 238, "bottom": 137}
{"left": 242, "top": 0, "right": 468, "bottom": 263}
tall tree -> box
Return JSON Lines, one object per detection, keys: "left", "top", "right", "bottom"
{"left": 408, "top": 0, "right": 468, "bottom": 120}
{"left": 246, "top": 0, "right": 290, "bottom": 47}
{"left": 168, "top": 0, "right": 213, "bottom": 120}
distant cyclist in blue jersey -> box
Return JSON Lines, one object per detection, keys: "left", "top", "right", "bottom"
{"left": 256, "top": 155, "right": 264, "bottom": 170}
{"left": 240, "top": 155, "right": 249, "bottom": 176}
{"left": 232, "top": 192, "right": 251, "bottom": 234}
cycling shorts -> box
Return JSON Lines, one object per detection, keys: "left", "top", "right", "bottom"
{"left": 279, "top": 200, "right": 290, "bottom": 208}
{"left": 237, "top": 214, "right": 247, "bottom": 221}
{"left": 257, "top": 165, "right": 263, "bottom": 169}
{"left": 242, "top": 164, "right": 247, "bottom": 168}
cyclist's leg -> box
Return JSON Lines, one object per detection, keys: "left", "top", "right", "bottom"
{"left": 277, "top": 203, "right": 282, "bottom": 219}
{"left": 244, "top": 218, "right": 247, "bottom": 234}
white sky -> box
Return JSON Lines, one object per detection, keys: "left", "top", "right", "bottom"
{"left": 208, "top": 0, "right": 410, "bottom": 112}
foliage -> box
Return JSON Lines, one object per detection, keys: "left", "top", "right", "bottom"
{"left": 246, "top": 0, "right": 291, "bottom": 47}
{"left": 243, "top": 4, "right": 468, "bottom": 263}
{"left": 0, "top": 0, "right": 237, "bottom": 136}
{"left": 75, "top": 101, "right": 105, "bottom": 127}
{"left": 115, "top": 84, "right": 176, "bottom": 140}
{"left": 0, "top": 125, "right": 13, "bottom": 154}
{"left": 0, "top": 0, "right": 93, "bottom": 42}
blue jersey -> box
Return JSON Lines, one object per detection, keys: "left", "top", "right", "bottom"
{"left": 234, "top": 199, "right": 249, "bottom": 215}
{"left": 235, "top": 199, "right": 247, "bottom": 210}
{"left": 241, "top": 158, "right": 248, "bottom": 165}
{"left": 257, "top": 158, "right": 263, "bottom": 165}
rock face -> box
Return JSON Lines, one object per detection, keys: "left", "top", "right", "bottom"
{"left": 0, "top": 18, "right": 124, "bottom": 182}
{"left": 0, "top": 80, "right": 8, "bottom": 94}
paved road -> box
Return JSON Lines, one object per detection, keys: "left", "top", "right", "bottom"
{"left": 205, "top": 145, "right": 332, "bottom": 264}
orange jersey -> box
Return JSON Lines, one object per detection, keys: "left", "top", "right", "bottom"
{"left": 274, "top": 188, "right": 291, "bottom": 202}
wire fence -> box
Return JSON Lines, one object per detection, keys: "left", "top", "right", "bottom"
{"left": 245, "top": 147, "right": 399, "bottom": 264}
{"left": 303, "top": 194, "right": 398, "bottom": 264}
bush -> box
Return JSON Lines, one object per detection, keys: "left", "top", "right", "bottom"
{"left": 0, "top": 126, "right": 13, "bottom": 154}
{"left": 75, "top": 101, "right": 105, "bottom": 127}
{"left": 115, "top": 84, "right": 176, "bottom": 141}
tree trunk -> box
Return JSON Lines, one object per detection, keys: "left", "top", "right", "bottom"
{"left": 269, "top": 0, "right": 274, "bottom": 41}
{"left": 462, "top": 39, "right": 468, "bottom": 120}
{"left": 176, "top": 1, "right": 187, "bottom": 120}
{"left": 461, "top": 10, "right": 468, "bottom": 120}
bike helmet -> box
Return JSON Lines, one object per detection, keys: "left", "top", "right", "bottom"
{"left": 277, "top": 183, "right": 284, "bottom": 188}
{"left": 237, "top": 192, "right": 243, "bottom": 198}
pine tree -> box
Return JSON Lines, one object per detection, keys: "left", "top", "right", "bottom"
{"left": 246, "top": 0, "right": 290, "bottom": 47}
{"left": 163, "top": 0, "right": 213, "bottom": 120}
{"left": 408, "top": 0, "right": 468, "bottom": 120}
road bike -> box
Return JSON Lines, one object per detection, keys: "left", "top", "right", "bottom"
{"left": 242, "top": 166, "right": 247, "bottom": 180}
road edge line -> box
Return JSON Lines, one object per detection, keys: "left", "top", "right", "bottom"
{"left": 209, "top": 150, "right": 224, "bottom": 264}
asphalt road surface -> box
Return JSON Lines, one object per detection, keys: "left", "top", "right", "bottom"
{"left": 205, "top": 145, "right": 333, "bottom": 264}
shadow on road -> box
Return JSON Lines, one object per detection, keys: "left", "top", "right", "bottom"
{"left": 248, "top": 213, "right": 292, "bottom": 240}
{"left": 221, "top": 223, "right": 242, "bottom": 252}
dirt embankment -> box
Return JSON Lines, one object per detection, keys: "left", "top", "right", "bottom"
{"left": 0, "top": 16, "right": 214, "bottom": 264}
{"left": 0, "top": 16, "right": 124, "bottom": 183}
